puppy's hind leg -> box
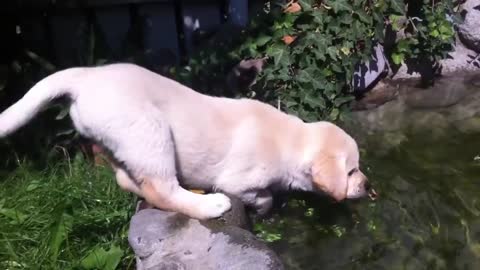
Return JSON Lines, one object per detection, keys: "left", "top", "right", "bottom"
{"left": 89, "top": 144, "right": 144, "bottom": 197}
{"left": 254, "top": 189, "right": 273, "bottom": 216}
{"left": 140, "top": 176, "right": 232, "bottom": 220}
{"left": 114, "top": 167, "right": 142, "bottom": 197}
{"left": 100, "top": 112, "right": 231, "bottom": 220}
{"left": 114, "top": 167, "right": 231, "bottom": 219}
{"left": 113, "top": 162, "right": 230, "bottom": 219}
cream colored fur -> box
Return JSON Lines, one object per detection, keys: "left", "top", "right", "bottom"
{"left": 0, "top": 63, "right": 370, "bottom": 219}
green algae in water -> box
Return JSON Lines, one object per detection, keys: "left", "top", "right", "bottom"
{"left": 255, "top": 130, "right": 480, "bottom": 270}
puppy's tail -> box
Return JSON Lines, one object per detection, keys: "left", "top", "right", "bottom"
{"left": 0, "top": 67, "right": 83, "bottom": 137}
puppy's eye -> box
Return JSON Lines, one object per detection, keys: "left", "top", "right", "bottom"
{"left": 348, "top": 168, "right": 357, "bottom": 176}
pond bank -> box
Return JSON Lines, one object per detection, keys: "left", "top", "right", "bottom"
{"left": 347, "top": 70, "right": 480, "bottom": 144}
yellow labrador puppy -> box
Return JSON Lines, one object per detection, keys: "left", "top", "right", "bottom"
{"left": 0, "top": 63, "right": 372, "bottom": 219}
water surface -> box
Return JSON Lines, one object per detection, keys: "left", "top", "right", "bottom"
{"left": 256, "top": 130, "right": 480, "bottom": 270}
{"left": 256, "top": 76, "right": 480, "bottom": 269}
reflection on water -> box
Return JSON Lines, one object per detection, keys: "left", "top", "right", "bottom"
{"left": 257, "top": 130, "right": 480, "bottom": 270}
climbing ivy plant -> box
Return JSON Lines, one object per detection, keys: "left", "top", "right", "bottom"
{"left": 174, "top": 0, "right": 458, "bottom": 122}
{"left": 390, "top": 1, "right": 457, "bottom": 74}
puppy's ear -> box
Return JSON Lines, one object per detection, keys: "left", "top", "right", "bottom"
{"left": 311, "top": 157, "right": 348, "bottom": 202}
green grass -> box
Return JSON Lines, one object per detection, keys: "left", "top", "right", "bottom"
{"left": 0, "top": 154, "right": 137, "bottom": 270}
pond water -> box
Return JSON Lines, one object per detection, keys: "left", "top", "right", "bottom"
{"left": 255, "top": 74, "right": 480, "bottom": 270}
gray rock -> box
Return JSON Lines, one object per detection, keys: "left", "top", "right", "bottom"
{"left": 350, "top": 81, "right": 399, "bottom": 111}
{"left": 352, "top": 43, "right": 389, "bottom": 94}
{"left": 458, "top": 0, "right": 480, "bottom": 53}
{"left": 349, "top": 71, "right": 480, "bottom": 136}
{"left": 393, "top": 42, "right": 480, "bottom": 80}
{"left": 128, "top": 198, "right": 283, "bottom": 270}
{"left": 454, "top": 116, "right": 480, "bottom": 133}
{"left": 442, "top": 43, "right": 480, "bottom": 72}
{"left": 404, "top": 83, "right": 470, "bottom": 109}
{"left": 390, "top": 0, "right": 480, "bottom": 81}
{"left": 212, "top": 195, "right": 252, "bottom": 231}
{"left": 447, "top": 85, "right": 480, "bottom": 121}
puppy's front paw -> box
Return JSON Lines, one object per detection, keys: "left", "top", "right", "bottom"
{"left": 255, "top": 196, "right": 273, "bottom": 216}
{"left": 197, "top": 193, "right": 232, "bottom": 220}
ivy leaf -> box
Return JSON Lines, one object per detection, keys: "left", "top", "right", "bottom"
{"left": 339, "top": 14, "right": 353, "bottom": 25}
{"left": 313, "top": 49, "right": 327, "bottom": 62}
{"left": 299, "top": 54, "right": 314, "bottom": 68}
{"left": 298, "top": 0, "right": 313, "bottom": 11}
{"left": 297, "top": 69, "right": 314, "bottom": 83}
{"left": 390, "top": 0, "right": 406, "bottom": 14}
{"left": 439, "top": 24, "right": 452, "bottom": 35}
{"left": 256, "top": 35, "right": 272, "bottom": 46}
{"left": 351, "top": 20, "right": 366, "bottom": 39}
{"left": 312, "top": 11, "right": 324, "bottom": 25}
{"left": 326, "top": 47, "right": 338, "bottom": 60}
{"left": 329, "top": 108, "right": 340, "bottom": 120}
{"left": 277, "top": 67, "right": 291, "bottom": 81}
{"left": 355, "top": 10, "right": 371, "bottom": 24}
{"left": 396, "top": 39, "right": 410, "bottom": 53}
{"left": 262, "top": 68, "right": 275, "bottom": 81}
{"left": 272, "top": 28, "right": 288, "bottom": 40}
{"left": 392, "top": 53, "right": 404, "bottom": 65}
{"left": 318, "top": 33, "right": 331, "bottom": 48}
{"left": 326, "top": 0, "right": 352, "bottom": 13}
{"left": 389, "top": 14, "right": 404, "bottom": 31}
{"left": 334, "top": 96, "right": 354, "bottom": 106}
{"left": 430, "top": 29, "right": 440, "bottom": 38}
{"left": 331, "top": 63, "right": 343, "bottom": 73}
{"left": 304, "top": 92, "right": 326, "bottom": 108}
{"left": 323, "top": 82, "right": 337, "bottom": 96}
{"left": 322, "top": 68, "right": 333, "bottom": 77}
{"left": 266, "top": 44, "right": 288, "bottom": 66}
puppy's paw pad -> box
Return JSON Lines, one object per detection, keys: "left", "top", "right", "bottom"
{"left": 199, "top": 193, "right": 232, "bottom": 219}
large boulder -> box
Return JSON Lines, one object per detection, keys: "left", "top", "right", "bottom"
{"left": 349, "top": 71, "right": 480, "bottom": 138}
{"left": 457, "top": 0, "right": 480, "bottom": 53}
{"left": 128, "top": 196, "right": 284, "bottom": 270}
{"left": 352, "top": 43, "right": 389, "bottom": 96}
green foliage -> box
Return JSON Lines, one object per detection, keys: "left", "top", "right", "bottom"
{"left": 0, "top": 156, "right": 136, "bottom": 269}
{"left": 174, "top": 0, "right": 458, "bottom": 122}
{"left": 254, "top": 222, "right": 283, "bottom": 243}
{"left": 390, "top": 1, "right": 457, "bottom": 66}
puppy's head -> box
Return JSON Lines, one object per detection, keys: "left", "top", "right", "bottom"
{"left": 307, "top": 122, "right": 374, "bottom": 202}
